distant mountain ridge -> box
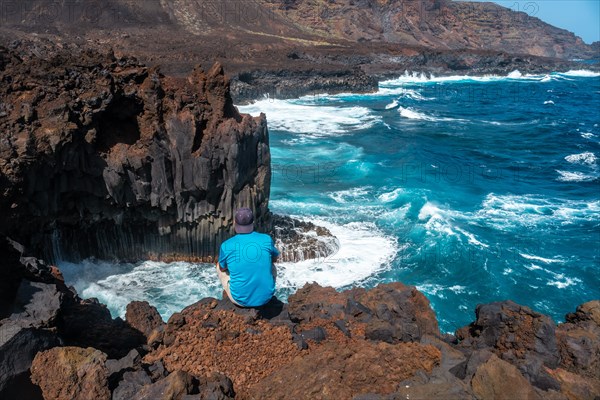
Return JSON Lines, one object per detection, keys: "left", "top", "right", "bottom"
{"left": 260, "top": 0, "right": 595, "bottom": 59}
{"left": 0, "top": 0, "right": 595, "bottom": 59}
{"left": 0, "top": 0, "right": 597, "bottom": 101}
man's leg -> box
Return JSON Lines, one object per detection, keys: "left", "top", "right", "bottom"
{"left": 216, "top": 264, "right": 241, "bottom": 306}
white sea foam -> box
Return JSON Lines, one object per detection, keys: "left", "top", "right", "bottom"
{"left": 556, "top": 170, "right": 597, "bottom": 182}
{"left": 378, "top": 87, "right": 427, "bottom": 100}
{"left": 559, "top": 70, "right": 600, "bottom": 78}
{"left": 237, "top": 99, "right": 380, "bottom": 136}
{"left": 385, "top": 100, "right": 399, "bottom": 110}
{"left": 399, "top": 107, "right": 431, "bottom": 121}
{"left": 378, "top": 188, "right": 404, "bottom": 203}
{"left": 416, "top": 284, "right": 468, "bottom": 299}
{"left": 476, "top": 194, "right": 600, "bottom": 228}
{"left": 60, "top": 260, "right": 222, "bottom": 319}
{"left": 520, "top": 253, "right": 564, "bottom": 264}
{"left": 508, "top": 70, "right": 522, "bottom": 79}
{"left": 544, "top": 100, "right": 555, "bottom": 105}
{"left": 291, "top": 87, "right": 428, "bottom": 103}
{"left": 581, "top": 132, "right": 596, "bottom": 139}
{"left": 547, "top": 274, "right": 582, "bottom": 289}
{"left": 381, "top": 71, "right": 503, "bottom": 85}
{"left": 276, "top": 218, "right": 398, "bottom": 289}
{"left": 399, "top": 107, "right": 467, "bottom": 123}
{"left": 60, "top": 217, "right": 399, "bottom": 320}
{"left": 399, "top": 107, "right": 537, "bottom": 126}
{"left": 381, "top": 70, "right": 597, "bottom": 87}
{"left": 525, "top": 264, "right": 543, "bottom": 271}
{"left": 480, "top": 119, "right": 540, "bottom": 126}
{"left": 448, "top": 285, "right": 467, "bottom": 294}
{"left": 417, "top": 202, "right": 487, "bottom": 248}
{"left": 416, "top": 283, "right": 446, "bottom": 297}
{"left": 418, "top": 202, "right": 444, "bottom": 221}
{"left": 565, "top": 152, "right": 597, "bottom": 165}
{"left": 519, "top": 260, "right": 581, "bottom": 289}
{"left": 328, "top": 186, "right": 372, "bottom": 204}
{"left": 455, "top": 227, "right": 489, "bottom": 248}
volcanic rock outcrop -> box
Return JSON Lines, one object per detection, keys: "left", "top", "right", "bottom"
{"left": 139, "top": 288, "right": 599, "bottom": 400}
{"left": 0, "top": 237, "right": 146, "bottom": 397}
{"left": 2, "top": 245, "right": 600, "bottom": 399}
{"left": 0, "top": 41, "right": 273, "bottom": 262}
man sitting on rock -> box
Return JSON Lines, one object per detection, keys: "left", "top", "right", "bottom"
{"left": 216, "top": 208, "right": 279, "bottom": 307}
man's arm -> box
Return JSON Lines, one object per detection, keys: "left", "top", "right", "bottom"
{"left": 216, "top": 261, "right": 227, "bottom": 272}
{"left": 217, "top": 242, "right": 228, "bottom": 272}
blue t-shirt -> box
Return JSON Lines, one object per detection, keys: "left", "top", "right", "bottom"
{"left": 218, "top": 232, "right": 280, "bottom": 307}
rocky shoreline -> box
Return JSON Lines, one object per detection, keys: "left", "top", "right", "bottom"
{"left": 230, "top": 48, "right": 600, "bottom": 103}
{"left": 1, "top": 238, "right": 599, "bottom": 399}
{"left": 0, "top": 41, "right": 339, "bottom": 264}
{"left": 1, "top": 32, "right": 599, "bottom": 399}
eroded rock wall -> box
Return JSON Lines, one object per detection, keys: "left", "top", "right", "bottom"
{"left": 0, "top": 42, "right": 271, "bottom": 262}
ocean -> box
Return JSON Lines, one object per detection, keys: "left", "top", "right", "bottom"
{"left": 59, "top": 70, "right": 600, "bottom": 333}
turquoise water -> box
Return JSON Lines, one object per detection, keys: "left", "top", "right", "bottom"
{"left": 60, "top": 70, "right": 600, "bottom": 333}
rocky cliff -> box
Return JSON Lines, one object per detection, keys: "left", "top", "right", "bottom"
{"left": 2, "top": 246, "right": 598, "bottom": 399}
{"left": 0, "top": 41, "right": 272, "bottom": 262}
{"left": 263, "top": 0, "right": 595, "bottom": 59}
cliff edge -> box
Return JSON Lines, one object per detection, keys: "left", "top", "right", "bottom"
{"left": 1, "top": 244, "right": 598, "bottom": 399}
{"left": 0, "top": 41, "right": 272, "bottom": 262}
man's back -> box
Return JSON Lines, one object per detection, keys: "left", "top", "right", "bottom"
{"left": 218, "top": 231, "right": 279, "bottom": 307}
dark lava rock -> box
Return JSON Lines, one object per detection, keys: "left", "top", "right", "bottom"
{"left": 270, "top": 214, "right": 340, "bottom": 262}
{"left": 365, "top": 320, "right": 396, "bottom": 344}
{"left": 106, "top": 348, "right": 143, "bottom": 390}
{"left": 334, "top": 319, "right": 351, "bottom": 337}
{"left": 195, "top": 373, "right": 235, "bottom": 400}
{"left": 0, "top": 43, "right": 271, "bottom": 264}
{"left": 106, "top": 348, "right": 142, "bottom": 376}
{"left": 0, "top": 279, "right": 64, "bottom": 393}
{"left": 9, "top": 280, "right": 64, "bottom": 327}
{"left": 301, "top": 326, "right": 327, "bottom": 342}
{"left": 126, "top": 301, "right": 165, "bottom": 337}
{"left": 288, "top": 284, "right": 347, "bottom": 323}
{"left": 113, "top": 369, "right": 153, "bottom": 400}
{"left": 0, "top": 327, "right": 61, "bottom": 394}
{"left": 556, "top": 301, "right": 600, "bottom": 380}
{"left": 456, "top": 300, "right": 561, "bottom": 390}
{"left": 58, "top": 297, "right": 145, "bottom": 359}
{"left": 132, "top": 370, "right": 196, "bottom": 400}
{"left": 288, "top": 282, "right": 438, "bottom": 343}
{"left": 0, "top": 236, "right": 60, "bottom": 318}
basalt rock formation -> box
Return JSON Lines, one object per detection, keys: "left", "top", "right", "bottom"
{"left": 0, "top": 41, "right": 273, "bottom": 262}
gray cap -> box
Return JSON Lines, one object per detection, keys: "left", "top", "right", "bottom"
{"left": 234, "top": 207, "right": 254, "bottom": 234}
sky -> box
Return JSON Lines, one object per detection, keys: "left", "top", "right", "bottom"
{"left": 467, "top": 0, "right": 600, "bottom": 44}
